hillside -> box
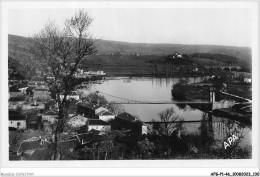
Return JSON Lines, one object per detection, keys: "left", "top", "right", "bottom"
{"left": 9, "top": 34, "right": 251, "bottom": 66}
{"left": 8, "top": 34, "right": 252, "bottom": 78}
{"left": 96, "top": 39, "right": 251, "bottom": 65}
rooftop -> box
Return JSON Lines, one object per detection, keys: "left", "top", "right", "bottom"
{"left": 96, "top": 110, "right": 114, "bottom": 116}
{"left": 70, "top": 114, "right": 89, "bottom": 120}
{"left": 68, "top": 92, "right": 78, "bottom": 96}
{"left": 43, "top": 110, "right": 58, "bottom": 116}
{"left": 9, "top": 110, "right": 27, "bottom": 120}
{"left": 26, "top": 87, "right": 36, "bottom": 91}
{"left": 34, "top": 88, "right": 49, "bottom": 91}
{"left": 117, "top": 112, "right": 142, "bottom": 122}
{"left": 88, "top": 129, "right": 102, "bottom": 135}
{"left": 77, "top": 102, "right": 95, "bottom": 110}
{"left": 9, "top": 115, "right": 27, "bottom": 121}
{"left": 9, "top": 85, "right": 20, "bottom": 92}
{"left": 17, "top": 140, "right": 44, "bottom": 153}
{"left": 31, "top": 76, "right": 44, "bottom": 82}
{"left": 88, "top": 119, "right": 109, "bottom": 125}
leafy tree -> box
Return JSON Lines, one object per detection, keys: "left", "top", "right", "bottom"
{"left": 137, "top": 138, "right": 155, "bottom": 159}
{"left": 171, "top": 80, "right": 187, "bottom": 100}
{"left": 107, "top": 101, "right": 125, "bottom": 115}
{"left": 30, "top": 10, "right": 96, "bottom": 159}
{"left": 9, "top": 131, "right": 22, "bottom": 147}
{"left": 82, "top": 92, "right": 125, "bottom": 115}
{"left": 82, "top": 92, "right": 108, "bottom": 107}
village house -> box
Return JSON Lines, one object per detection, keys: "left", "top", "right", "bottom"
{"left": 67, "top": 115, "right": 89, "bottom": 128}
{"left": 116, "top": 112, "right": 148, "bottom": 135}
{"left": 33, "top": 88, "right": 51, "bottom": 100}
{"left": 95, "top": 107, "right": 115, "bottom": 122}
{"left": 60, "top": 91, "right": 80, "bottom": 100}
{"left": 28, "top": 76, "right": 45, "bottom": 87}
{"left": 9, "top": 85, "right": 25, "bottom": 98}
{"left": 77, "top": 102, "right": 96, "bottom": 118}
{"left": 67, "top": 115, "right": 111, "bottom": 133}
{"left": 87, "top": 119, "right": 111, "bottom": 132}
{"left": 9, "top": 89, "right": 22, "bottom": 98}
{"left": 26, "top": 86, "right": 35, "bottom": 96}
{"left": 9, "top": 110, "right": 27, "bottom": 130}
{"left": 177, "top": 54, "right": 183, "bottom": 58}
{"left": 9, "top": 100, "right": 45, "bottom": 111}
{"left": 244, "top": 77, "right": 252, "bottom": 83}
{"left": 42, "top": 110, "right": 58, "bottom": 132}
{"left": 42, "top": 110, "right": 58, "bottom": 124}
{"left": 16, "top": 84, "right": 28, "bottom": 94}
{"left": 27, "top": 115, "right": 42, "bottom": 130}
{"left": 117, "top": 112, "right": 140, "bottom": 122}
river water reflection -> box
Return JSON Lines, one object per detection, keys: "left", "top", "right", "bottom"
{"left": 83, "top": 77, "right": 251, "bottom": 148}
{"left": 89, "top": 77, "right": 210, "bottom": 122}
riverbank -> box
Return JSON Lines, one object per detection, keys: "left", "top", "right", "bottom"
{"left": 212, "top": 108, "right": 251, "bottom": 126}
{"left": 226, "top": 84, "right": 252, "bottom": 100}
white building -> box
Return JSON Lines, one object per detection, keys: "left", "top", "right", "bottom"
{"left": 60, "top": 92, "right": 80, "bottom": 100}
{"left": 88, "top": 119, "right": 111, "bottom": 132}
{"left": 9, "top": 119, "right": 27, "bottom": 130}
{"left": 95, "top": 107, "right": 115, "bottom": 122}
{"left": 142, "top": 124, "right": 148, "bottom": 135}
{"left": 177, "top": 54, "right": 183, "bottom": 58}
{"left": 9, "top": 111, "right": 27, "bottom": 130}
{"left": 244, "top": 77, "right": 252, "bottom": 83}
{"left": 95, "top": 107, "right": 108, "bottom": 115}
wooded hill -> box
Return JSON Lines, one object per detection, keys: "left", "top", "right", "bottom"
{"left": 8, "top": 34, "right": 251, "bottom": 78}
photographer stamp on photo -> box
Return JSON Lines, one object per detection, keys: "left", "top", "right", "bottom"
{"left": 224, "top": 134, "right": 239, "bottom": 149}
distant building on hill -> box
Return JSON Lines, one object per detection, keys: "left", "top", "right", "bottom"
{"left": 244, "top": 77, "right": 252, "bottom": 83}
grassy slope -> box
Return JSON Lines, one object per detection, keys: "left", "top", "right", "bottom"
{"left": 8, "top": 34, "right": 252, "bottom": 75}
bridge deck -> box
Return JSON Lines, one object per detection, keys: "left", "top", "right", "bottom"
{"left": 144, "top": 120, "right": 222, "bottom": 124}
{"left": 220, "top": 91, "right": 252, "bottom": 102}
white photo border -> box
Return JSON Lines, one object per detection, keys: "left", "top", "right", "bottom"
{"left": 1, "top": 0, "right": 259, "bottom": 176}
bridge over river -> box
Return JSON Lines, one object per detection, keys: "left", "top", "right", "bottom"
{"left": 96, "top": 90, "right": 251, "bottom": 109}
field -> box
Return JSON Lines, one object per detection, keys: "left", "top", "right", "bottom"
{"left": 226, "top": 84, "right": 252, "bottom": 100}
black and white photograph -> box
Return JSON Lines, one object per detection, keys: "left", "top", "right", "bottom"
{"left": 1, "top": 1, "right": 259, "bottom": 176}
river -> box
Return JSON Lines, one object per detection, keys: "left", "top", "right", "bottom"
{"left": 88, "top": 76, "right": 210, "bottom": 122}
{"left": 80, "top": 76, "right": 251, "bottom": 148}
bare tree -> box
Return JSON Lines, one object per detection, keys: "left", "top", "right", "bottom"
{"left": 30, "top": 10, "right": 96, "bottom": 159}
{"left": 158, "top": 107, "right": 184, "bottom": 136}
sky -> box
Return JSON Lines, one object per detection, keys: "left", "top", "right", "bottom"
{"left": 8, "top": 8, "right": 252, "bottom": 47}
